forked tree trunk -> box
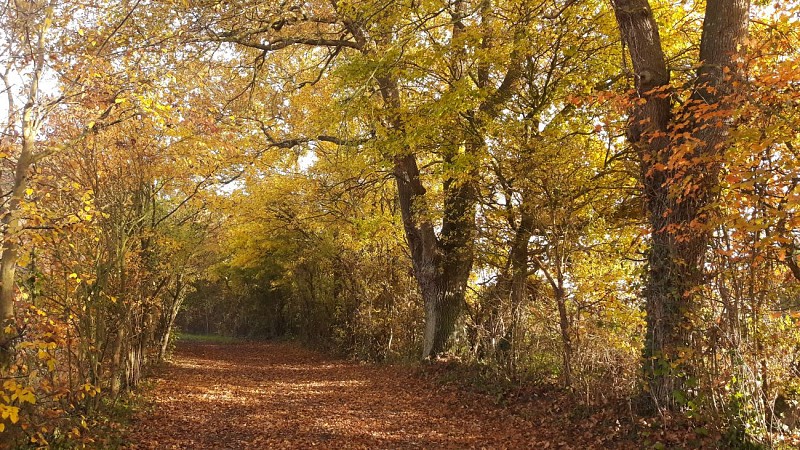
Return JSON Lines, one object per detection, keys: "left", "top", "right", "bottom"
{"left": 341, "top": 2, "right": 522, "bottom": 360}
{"left": 611, "top": 0, "right": 749, "bottom": 411}
{"left": 380, "top": 65, "right": 479, "bottom": 358}
{"left": 392, "top": 150, "right": 476, "bottom": 359}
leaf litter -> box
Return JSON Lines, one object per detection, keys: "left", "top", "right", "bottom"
{"left": 125, "top": 341, "right": 638, "bottom": 449}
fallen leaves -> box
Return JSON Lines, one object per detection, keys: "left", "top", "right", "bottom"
{"left": 126, "top": 341, "right": 637, "bottom": 449}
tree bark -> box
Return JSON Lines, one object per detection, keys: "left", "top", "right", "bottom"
{"left": 610, "top": 0, "right": 749, "bottom": 411}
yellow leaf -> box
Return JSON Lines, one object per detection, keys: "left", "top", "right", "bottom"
{"left": 78, "top": 29, "right": 84, "bottom": 36}
{"left": 18, "top": 390, "right": 35, "bottom": 405}
{"left": 2, "top": 405, "right": 20, "bottom": 423}
{"left": 18, "top": 253, "right": 30, "bottom": 268}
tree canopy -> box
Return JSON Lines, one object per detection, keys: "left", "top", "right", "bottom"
{"left": 1, "top": 0, "right": 800, "bottom": 447}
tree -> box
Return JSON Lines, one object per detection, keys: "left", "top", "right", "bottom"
{"left": 0, "top": 0, "right": 157, "bottom": 366}
{"left": 192, "top": 0, "right": 543, "bottom": 358}
{"left": 609, "top": 0, "right": 750, "bottom": 410}
{"left": 0, "top": 0, "right": 57, "bottom": 365}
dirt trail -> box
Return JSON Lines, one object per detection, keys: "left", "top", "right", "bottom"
{"left": 126, "top": 341, "right": 604, "bottom": 449}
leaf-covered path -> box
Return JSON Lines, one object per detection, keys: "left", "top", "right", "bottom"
{"left": 126, "top": 341, "right": 626, "bottom": 449}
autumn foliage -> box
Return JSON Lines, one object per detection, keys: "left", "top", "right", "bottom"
{"left": 1, "top": 0, "right": 800, "bottom": 448}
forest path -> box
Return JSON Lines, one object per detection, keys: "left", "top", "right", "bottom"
{"left": 125, "top": 340, "right": 604, "bottom": 449}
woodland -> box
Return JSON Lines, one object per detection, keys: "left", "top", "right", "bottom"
{"left": 0, "top": 0, "right": 799, "bottom": 448}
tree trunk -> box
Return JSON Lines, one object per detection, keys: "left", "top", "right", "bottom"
{"left": 111, "top": 325, "right": 124, "bottom": 397}
{"left": 555, "top": 284, "right": 572, "bottom": 389}
{"left": 378, "top": 67, "right": 477, "bottom": 359}
{"left": 421, "top": 278, "right": 465, "bottom": 358}
{"left": 159, "top": 275, "right": 185, "bottom": 361}
{"left": 0, "top": 96, "right": 38, "bottom": 368}
{"left": 611, "top": 0, "right": 749, "bottom": 411}
{"left": 492, "top": 198, "right": 534, "bottom": 367}
{"left": 393, "top": 149, "right": 475, "bottom": 359}
{"left": 366, "top": 2, "right": 521, "bottom": 359}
